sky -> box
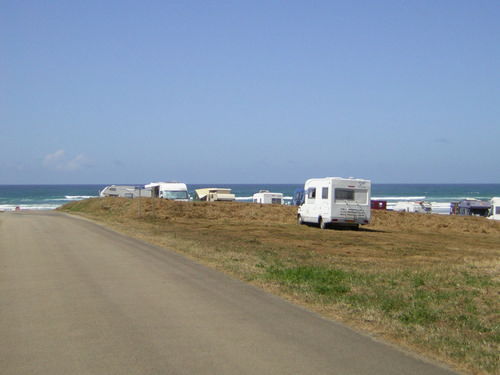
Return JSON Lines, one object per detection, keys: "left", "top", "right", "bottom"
{"left": 1, "top": 0, "right": 499, "bottom": 184}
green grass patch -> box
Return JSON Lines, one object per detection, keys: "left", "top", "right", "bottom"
{"left": 264, "top": 265, "right": 352, "bottom": 297}
{"left": 262, "top": 263, "right": 499, "bottom": 373}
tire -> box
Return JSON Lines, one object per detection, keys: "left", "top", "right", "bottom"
{"left": 298, "top": 215, "right": 303, "bottom": 225}
{"left": 319, "top": 217, "right": 327, "bottom": 230}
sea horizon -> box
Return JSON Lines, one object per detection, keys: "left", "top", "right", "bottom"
{"left": 2, "top": 182, "right": 500, "bottom": 186}
{"left": 1, "top": 183, "right": 499, "bottom": 214}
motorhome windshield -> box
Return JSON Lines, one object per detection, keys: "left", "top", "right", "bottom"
{"left": 163, "top": 191, "right": 189, "bottom": 200}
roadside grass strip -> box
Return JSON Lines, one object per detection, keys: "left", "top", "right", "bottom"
{"left": 263, "top": 264, "right": 499, "bottom": 374}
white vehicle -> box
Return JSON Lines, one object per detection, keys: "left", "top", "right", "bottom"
{"left": 253, "top": 190, "right": 283, "bottom": 204}
{"left": 391, "top": 201, "right": 432, "bottom": 213}
{"left": 297, "top": 177, "right": 371, "bottom": 229}
{"left": 194, "top": 188, "right": 235, "bottom": 202}
{"left": 488, "top": 197, "right": 500, "bottom": 221}
{"left": 100, "top": 185, "right": 151, "bottom": 198}
{"left": 146, "top": 182, "right": 190, "bottom": 201}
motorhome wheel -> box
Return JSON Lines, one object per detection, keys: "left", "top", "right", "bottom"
{"left": 319, "top": 217, "right": 327, "bottom": 230}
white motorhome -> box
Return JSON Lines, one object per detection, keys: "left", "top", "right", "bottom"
{"left": 253, "top": 190, "right": 283, "bottom": 205}
{"left": 100, "top": 185, "right": 152, "bottom": 198}
{"left": 146, "top": 182, "right": 190, "bottom": 201}
{"left": 297, "top": 177, "right": 371, "bottom": 229}
{"left": 488, "top": 197, "right": 500, "bottom": 221}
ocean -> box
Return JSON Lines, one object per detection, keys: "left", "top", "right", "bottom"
{"left": 1, "top": 183, "right": 499, "bottom": 215}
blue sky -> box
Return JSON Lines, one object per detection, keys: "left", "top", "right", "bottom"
{"left": 1, "top": 1, "right": 499, "bottom": 184}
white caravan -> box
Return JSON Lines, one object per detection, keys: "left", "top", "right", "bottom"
{"left": 253, "top": 190, "right": 283, "bottom": 204}
{"left": 100, "top": 185, "right": 152, "bottom": 198}
{"left": 146, "top": 182, "right": 190, "bottom": 201}
{"left": 488, "top": 197, "right": 500, "bottom": 221}
{"left": 194, "top": 188, "right": 235, "bottom": 202}
{"left": 391, "top": 201, "right": 432, "bottom": 213}
{"left": 297, "top": 177, "right": 371, "bottom": 229}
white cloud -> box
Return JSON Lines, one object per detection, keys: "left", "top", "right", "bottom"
{"left": 43, "top": 149, "right": 65, "bottom": 167}
{"left": 43, "top": 149, "right": 92, "bottom": 172}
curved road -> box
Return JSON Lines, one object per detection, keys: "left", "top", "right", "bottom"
{"left": 0, "top": 211, "right": 459, "bottom": 374}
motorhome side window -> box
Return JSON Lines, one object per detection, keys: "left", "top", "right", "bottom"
{"left": 322, "top": 187, "right": 328, "bottom": 199}
{"left": 308, "top": 188, "right": 316, "bottom": 199}
{"left": 335, "top": 188, "right": 355, "bottom": 201}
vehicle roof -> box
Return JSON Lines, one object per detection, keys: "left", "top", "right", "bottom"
{"left": 146, "top": 182, "right": 187, "bottom": 189}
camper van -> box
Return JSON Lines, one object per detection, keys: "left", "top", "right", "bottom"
{"left": 297, "top": 177, "right": 371, "bottom": 229}
{"left": 100, "top": 185, "right": 151, "bottom": 198}
{"left": 146, "top": 182, "right": 190, "bottom": 201}
{"left": 253, "top": 190, "right": 283, "bottom": 204}
{"left": 488, "top": 197, "right": 500, "bottom": 221}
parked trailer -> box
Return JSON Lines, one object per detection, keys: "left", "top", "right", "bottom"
{"left": 253, "top": 190, "right": 283, "bottom": 204}
{"left": 100, "top": 185, "right": 151, "bottom": 198}
{"left": 297, "top": 177, "right": 371, "bottom": 229}
{"left": 194, "top": 188, "right": 236, "bottom": 202}
{"left": 391, "top": 200, "right": 431, "bottom": 213}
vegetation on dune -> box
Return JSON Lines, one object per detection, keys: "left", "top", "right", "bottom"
{"left": 59, "top": 197, "right": 500, "bottom": 374}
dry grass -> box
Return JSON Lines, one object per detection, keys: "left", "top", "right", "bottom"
{"left": 60, "top": 197, "right": 500, "bottom": 374}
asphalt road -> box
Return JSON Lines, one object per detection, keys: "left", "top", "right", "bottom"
{"left": 0, "top": 211, "right": 459, "bottom": 374}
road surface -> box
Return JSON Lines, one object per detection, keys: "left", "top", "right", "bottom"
{"left": 0, "top": 211, "right": 459, "bottom": 374}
